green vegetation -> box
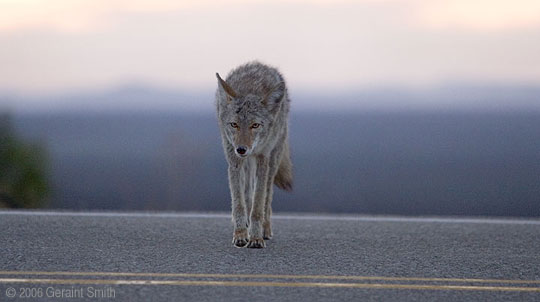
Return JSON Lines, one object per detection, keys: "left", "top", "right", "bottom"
{"left": 0, "top": 113, "right": 49, "bottom": 208}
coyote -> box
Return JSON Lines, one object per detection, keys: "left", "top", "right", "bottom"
{"left": 216, "top": 61, "right": 293, "bottom": 248}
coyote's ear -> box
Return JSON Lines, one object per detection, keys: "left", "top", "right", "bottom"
{"left": 263, "top": 82, "right": 285, "bottom": 107}
{"left": 216, "top": 73, "right": 237, "bottom": 102}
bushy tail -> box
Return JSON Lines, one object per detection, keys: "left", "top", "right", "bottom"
{"left": 274, "top": 141, "right": 293, "bottom": 192}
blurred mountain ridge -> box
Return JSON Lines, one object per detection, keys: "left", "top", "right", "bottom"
{"left": 11, "top": 111, "right": 540, "bottom": 216}
{"left": 2, "top": 83, "right": 540, "bottom": 113}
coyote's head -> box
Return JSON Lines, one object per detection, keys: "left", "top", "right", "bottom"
{"left": 216, "top": 73, "right": 285, "bottom": 158}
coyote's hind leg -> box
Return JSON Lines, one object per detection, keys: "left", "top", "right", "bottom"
{"left": 263, "top": 146, "right": 284, "bottom": 240}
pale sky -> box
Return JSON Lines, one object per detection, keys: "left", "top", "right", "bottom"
{"left": 1, "top": 0, "right": 540, "bottom": 96}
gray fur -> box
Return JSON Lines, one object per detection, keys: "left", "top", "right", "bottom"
{"left": 216, "top": 61, "right": 293, "bottom": 248}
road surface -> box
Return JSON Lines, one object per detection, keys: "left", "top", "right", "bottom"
{"left": 1, "top": 210, "right": 539, "bottom": 301}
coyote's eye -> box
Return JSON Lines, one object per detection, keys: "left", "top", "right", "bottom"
{"left": 251, "top": 123, "right": 260, "bottom": 129}
{"left": 230, "top": 122, "right": 239, "bottom": 128}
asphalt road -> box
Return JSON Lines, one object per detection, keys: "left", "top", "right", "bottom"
{"left": 0, "top": 211, "right": 539, "bottom": 301}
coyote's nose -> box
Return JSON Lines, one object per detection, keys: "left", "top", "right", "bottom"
{"left": 236, "top": 146, "right": 247, "bottom": 155}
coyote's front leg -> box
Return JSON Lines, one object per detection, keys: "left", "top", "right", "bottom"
{"left": 247, "top": 155, "right": 269, "bottom": 248}
{"left": 228, "top": 160, "right": 248, "bottom": 248}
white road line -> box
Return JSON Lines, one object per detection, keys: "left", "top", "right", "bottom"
{"left": 2, "top": 270, "right": 540, "bottom": 284}
{"left": 1, "top": 278, "right": 540, "bottom": 292}
{"left": 0, "top": 210, "right": 539, "bottom": 225}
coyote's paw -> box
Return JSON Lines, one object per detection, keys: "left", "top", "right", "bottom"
{"left": 246, "top": 237, "right": 266, "bottom": 248}
{"left": 232, "top": 229, "right": 248, "bottom": 248}
{"left": 263, "top": 223, "right": 273, "bottom": 240}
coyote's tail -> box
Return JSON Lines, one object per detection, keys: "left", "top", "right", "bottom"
{"left": 274, "top": 141, "right": 293, "bottom": 192}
